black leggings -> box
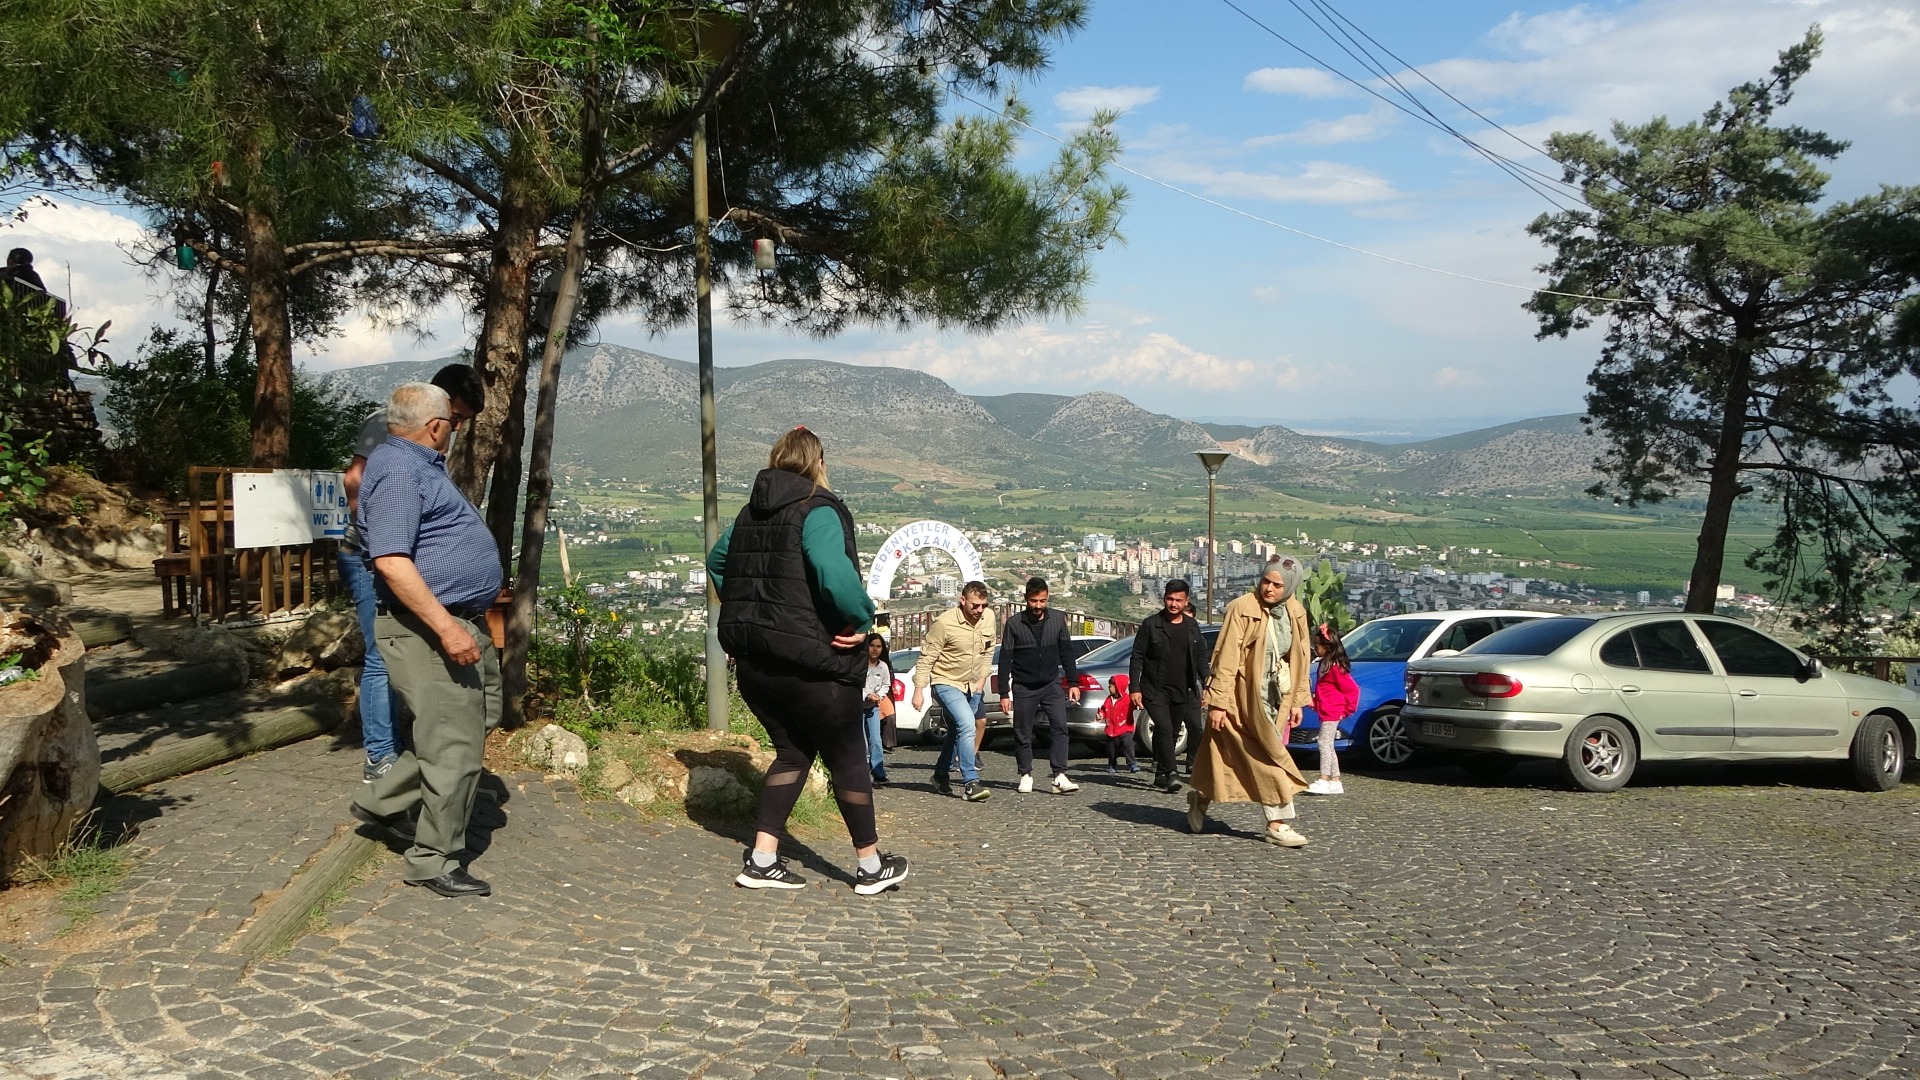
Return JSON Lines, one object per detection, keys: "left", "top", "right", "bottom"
{"left": 735, "top": 657, "right": 877, "bottom": 849}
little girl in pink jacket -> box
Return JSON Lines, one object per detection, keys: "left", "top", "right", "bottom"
{"left": 1308, "top": 625, "right": 1359, "bottom": 795}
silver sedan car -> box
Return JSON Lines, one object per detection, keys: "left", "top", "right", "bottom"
{"left": 1403, "top": 613, "right": 1918, "bottom": 792}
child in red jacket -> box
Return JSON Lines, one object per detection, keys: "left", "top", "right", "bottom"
{"left": 1308, "top": 625, "right": 1359, "bottom": 795}
{"left": 1099, "top": 674, "right": 1138, "bottom": 774}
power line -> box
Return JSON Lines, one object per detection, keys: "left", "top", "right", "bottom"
{"left": 937, "top": 83, "right": 1642, "bottom": 305}
{"left": 1218, "top": 0, "right": 1586, "bottom": 211}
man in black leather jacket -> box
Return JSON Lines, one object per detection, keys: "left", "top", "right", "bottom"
{"left": 1129, "top": 579, "right": 1211, "bottom": 793}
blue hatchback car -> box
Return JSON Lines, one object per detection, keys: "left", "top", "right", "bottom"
{"left": 1292, "top": 610, "right": 1549, "bottom": 768}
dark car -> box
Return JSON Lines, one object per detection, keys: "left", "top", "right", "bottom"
{"left": 926, "top": 635, "right": 1115, "bottom": 746}
{"left": 1056, "top": 627, "right": 1222, "bottom": 755}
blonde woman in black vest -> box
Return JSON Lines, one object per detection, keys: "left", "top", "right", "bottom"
{"left": 706, "top": 427, "right": 909, "bottom": 894}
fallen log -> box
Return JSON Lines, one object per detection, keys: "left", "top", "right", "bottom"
{"left": 227, "top": 824, "right": 380, "bottom": 961}
{"left": 85, "top": 659, "right": 247, "bottom": 721}
{"left": 98, "top": 699, "right": 344, "bottom": 794}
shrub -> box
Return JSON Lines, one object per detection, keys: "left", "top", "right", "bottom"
{"left": 530, "top": 583, "right": 743, "bottom": 740}
{"left": 101, "top": 328, "right": 372, "bottom": 495}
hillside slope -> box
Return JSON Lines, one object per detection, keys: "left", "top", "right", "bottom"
{"left": 314, "top": 346, "right": 1602, "bottom": 492}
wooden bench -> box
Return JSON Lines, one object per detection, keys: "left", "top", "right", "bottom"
{"left": 153, "top": 554, "right": 229, "bottom": 618}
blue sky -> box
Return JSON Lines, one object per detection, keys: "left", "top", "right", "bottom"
{"left": 11, "top": 0, "right": 1919, "bottom": 428}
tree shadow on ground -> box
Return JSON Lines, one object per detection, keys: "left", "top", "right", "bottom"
{"left": 88, "top": 788, "right": 189, "bottom": 847}
{"left": 673, "top": 746, "right": 854, "bottom": 885}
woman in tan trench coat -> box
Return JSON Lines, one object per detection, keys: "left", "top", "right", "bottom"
{"left": 1188, "top": 555, "right": 1313, "bottom": 847}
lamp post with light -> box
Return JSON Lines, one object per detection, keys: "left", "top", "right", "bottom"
{"left": 1194, "top": 449, "right": 1230, "bottom": 621}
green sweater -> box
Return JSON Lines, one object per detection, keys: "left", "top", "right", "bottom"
{"left": 705, "top": 506, "right": 875, "bottom": 633}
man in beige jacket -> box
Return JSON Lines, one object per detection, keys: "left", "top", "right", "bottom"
{"left": 912, "top": 581, "right": 996, "bottom": 801}
{"left": 1188, "top": 555, "right": 1313, "bottom": 847}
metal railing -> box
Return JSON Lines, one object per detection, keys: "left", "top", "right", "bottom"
{"left": 1815, "top": 655, "right": 1919, "bottom": 685}
{"left": 885, "top": 603, "right": 1139, "bottom": 650}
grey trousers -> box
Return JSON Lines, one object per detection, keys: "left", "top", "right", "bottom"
{"left": 354, "top": 609, "right": 500, "bottom": 881}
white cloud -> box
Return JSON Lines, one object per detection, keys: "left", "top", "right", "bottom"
{"left": 844, "top": 322, "right": 1302, "bottom": 395}
{"left": 1244, "top": 102, "right": 1400, "bottom": 147}
{"left": 1250, "top": 286, "right": 1284, "bottom": 305}
{"left": 1243, "top": 67, "right": 1349, "bottom": 99}
{"left": 1053, "top": 85, "right": 1160, "bottom": 118}
{"left": 1432, "top": 365, "right": 1474, "bottom": 388}
{"left": 1410, "top": 0, "right": 1920, "bottom": 185}
{"left": 1148, "top": 157, "right": 1399, "bottom": 205}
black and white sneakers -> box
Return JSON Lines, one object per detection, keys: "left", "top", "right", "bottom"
{"left": 852, "top": 853, "right": 910, "bottom": 895}
{"left": 735, "top": 851, "right": 807, "bottom": 890}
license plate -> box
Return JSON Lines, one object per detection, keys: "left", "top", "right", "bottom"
{"left": 1424, "top": 721, "right": 1455, "bottom": 739}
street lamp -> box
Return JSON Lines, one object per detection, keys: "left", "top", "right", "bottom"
{"left": 1194, "top": 449, "right": 1230, "bottom": 621}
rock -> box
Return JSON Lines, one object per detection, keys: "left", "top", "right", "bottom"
{"left": 0, "top": 612, "right": 100, "bottom": 884}
{"left": 685, "top": 765, "right": 753, "bottom": 814}
{"left": 805, "top": 763, "right": 830, "bottom": 797}
{"left": 524, "top": 723, "right": 590, "bottom": 776}
{"left": 615, "top": 780, "right": 657, "bottom": 806}
{"left": 599, "top": 756, "right": 634, "bottom": 791}
{"left": 272, "top": 610, "right": 362, "bottom": 680}
{"left": 166, "top": 625, "right": 252, "bottom": 673}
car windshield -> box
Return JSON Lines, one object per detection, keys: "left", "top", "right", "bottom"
{"left": 1462, "top": 617, "right": 1594, "bottom": 656}
{"left": 889, "top": 649, "right": 920, "bottom": 670}
{"left": 1344, "top": 619, "right": 1441, "bottom": 662}
{"left": 1078, "top": 638, "right": 1133, "bottom": 666}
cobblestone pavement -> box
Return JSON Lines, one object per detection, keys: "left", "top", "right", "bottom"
{"left": 4, "top": 733, "right": 1918, "bottom": 1079}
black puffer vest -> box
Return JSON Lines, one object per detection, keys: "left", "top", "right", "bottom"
{"left": 717, "top": 468, "right": 866, "bottom": 685}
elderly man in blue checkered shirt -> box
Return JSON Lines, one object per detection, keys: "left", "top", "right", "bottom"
{"left": 348, "top": 381, "right": 503, "bottom": 899}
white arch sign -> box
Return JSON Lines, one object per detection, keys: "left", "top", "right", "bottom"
{"left": 866, "top": 519, "right": 984, "bottom": 601}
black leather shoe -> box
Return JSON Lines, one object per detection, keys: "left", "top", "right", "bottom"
{"left": 350, "top": 802, "right": 416, "bottom": 844}
{"left": 407, "top": 868, "right": 491, "bottom": 897}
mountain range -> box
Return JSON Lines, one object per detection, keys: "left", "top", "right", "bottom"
{"left": 319, "top": 344, "right": 1604, "bottom": 494}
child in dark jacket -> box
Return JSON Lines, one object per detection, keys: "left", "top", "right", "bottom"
{"left": 1099, "top": 674, "right": 1138, "bottom": 774}
{"left": 1308, "top": 625, "right": 1359, "bottom": 794}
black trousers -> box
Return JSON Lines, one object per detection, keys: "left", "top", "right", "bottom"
{"left": 1142, "top": 689, "right": 1203, "bottom": 783}
{"left": 1011, "top": 679, "right": 1070, "bottom": 776}
{"left": 735, "top": 656, "right": 877, "bottom": 849}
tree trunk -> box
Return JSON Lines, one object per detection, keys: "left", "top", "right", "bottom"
{"left": 0, "top": 616, "right": 97, "bottom": 885}
{"left": 500, "top": 201, "right": 592, "bottom": 729}
{"left": 500, "top": 65, "right": 602, "bottom": 731}
{"left": 242, "top": 196, "right": 295, "bottom": 468}
{"left": 1684, "top": 347, "right": 1756, "bottom": 614}
{"left": 483, "top": 366, "right": 530, "bottom": 572}
{"left": 451, "top": 180, "right": 545, "bottom": 543}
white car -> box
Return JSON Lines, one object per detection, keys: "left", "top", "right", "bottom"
{"left": 886, "top": 647, "right": 940, "bottom": 744}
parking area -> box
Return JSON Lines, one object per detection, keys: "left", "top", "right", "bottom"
{"left": 4, "top": 735, "right": 1918, "bottom": 1079}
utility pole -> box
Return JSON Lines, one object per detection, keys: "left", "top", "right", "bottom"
{"left": 695, "top": 114, "right": 727, "bottom": 731}
{"left": 1194, "top": 449, "right": 1229, "bottom": 621}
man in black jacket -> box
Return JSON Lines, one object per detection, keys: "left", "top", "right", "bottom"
{"left": 998, "top": 576, "right": 1083, "bottom": 794}
{"left": 1129, "top": 578, "right": 1211, "bottom": 793}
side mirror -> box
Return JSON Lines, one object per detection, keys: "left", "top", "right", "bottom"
{"left": 1799, "top": 657, "right": 1824, "bottom": 682}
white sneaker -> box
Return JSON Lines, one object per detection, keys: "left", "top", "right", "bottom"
{"left": 1306, "top": 779, "right": 1344, "bottom": 795}
{"left": 1051, "top": 773, "right": 1079, "bottom": 794}
{"left": 1017, "top": 774, "right": 1034, "bottom": 793}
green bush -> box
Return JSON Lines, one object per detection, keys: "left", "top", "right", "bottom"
{"left": 101, "top": 328, "right": 373, "bottom": 495}
{"left": 530, "top": 583, "right": 746, "bottom": 741}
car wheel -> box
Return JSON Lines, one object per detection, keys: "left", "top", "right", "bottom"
{"left": 1849, "top": 713, "right": 1905, "bottom": 792}
{"left": 1136, "top": 717, "right": 1189, "bottom": 757}
{"left": 921, "top": 713, "right": 948, "bottom": 747}
{"left": 1561, "top": 715, "right": 1636, "bottom": 792}
{"left": 1460, "top": 753, "right": 1518, "bottom": 780}
{"left": 1358, "top": 708, "right": 1416, "bottom": 769}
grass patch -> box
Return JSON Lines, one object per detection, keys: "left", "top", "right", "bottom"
{"left": 12, "top": 834, "right": 133, "bottom": 935}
